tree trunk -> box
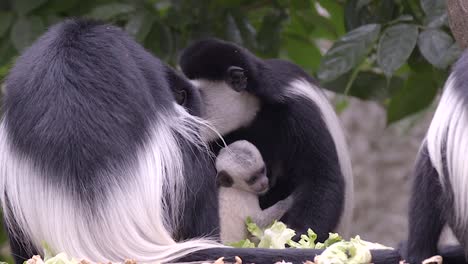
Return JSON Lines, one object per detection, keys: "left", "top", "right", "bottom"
{"left": 447, "top": 0, "right": 468, "bottom": 48}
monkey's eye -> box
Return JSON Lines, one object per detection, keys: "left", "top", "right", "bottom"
{"left": 175, "top": 90, "right": 187, "bottom": 106}
{"left": 246, "top": 175, "right": 259, "bottom": 185}
{"left": 259, "top": 166, "right": 266, "bottom": 174}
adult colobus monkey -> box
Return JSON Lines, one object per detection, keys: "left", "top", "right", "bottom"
{"left": 179, "top": 38, "right": 354, "bottom": 241}
{"left": 0, "top": 19, "right": 221, "bottom": 263}
{"left": 406, "top": 51, "right": 468, "bottom": 263}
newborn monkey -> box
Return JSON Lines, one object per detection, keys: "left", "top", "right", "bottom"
{"left": 216, "top": 140, "right": 294, "bottom": 243}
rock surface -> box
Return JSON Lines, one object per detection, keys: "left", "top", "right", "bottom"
{"left": 337, "top": 96, "right": 459, "bottom": 247}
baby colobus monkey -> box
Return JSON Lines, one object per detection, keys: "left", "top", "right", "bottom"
{"left": 216, "top": 140, "right": 293, "bottom": 243}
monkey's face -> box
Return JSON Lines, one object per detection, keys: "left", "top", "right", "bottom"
{"left": 189, "top": 79, "right": 260, "bottom": 141}
{"left": 179, "top": 38, "right": 261, "bottom": 140}
{"left": 243, "top": 166, "right": 269, "bottom": 195}
{"left": 217, "top": 166, "right": 269, "bottom": 195}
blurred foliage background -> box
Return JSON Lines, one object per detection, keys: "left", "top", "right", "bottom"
{"left": 0, "top": 0, "right": 456, "bottom": 262}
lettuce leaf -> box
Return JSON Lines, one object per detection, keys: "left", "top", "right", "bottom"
{"left": 229, "top": 239, "right": 256, "bottom": 248}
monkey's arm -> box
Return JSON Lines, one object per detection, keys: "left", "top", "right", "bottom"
{"left": 268, "top": 101, "right": 346, "bottom": 241}
{"left": 252, "top": 195, "right": 294, "bottom": 228}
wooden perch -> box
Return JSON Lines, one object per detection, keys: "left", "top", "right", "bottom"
{"left": 447, "top": 0, "right": 468, "bottom": 48}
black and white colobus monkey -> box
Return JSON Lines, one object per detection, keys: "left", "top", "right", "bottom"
{"left": 216, "top": 140, "right": 293, "bottom": 243}
{"left": 179, "top": 38, "right": 354, "bottom": 241}
{"left": 0, "top": 19, "right": 222, "bottom": 263}
{"left": 405, "top": 51, "right": 468, "bottom": 263}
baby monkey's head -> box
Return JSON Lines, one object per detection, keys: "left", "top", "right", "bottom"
{"left": 215, "top": 140, "right": 268, "bottom": 194}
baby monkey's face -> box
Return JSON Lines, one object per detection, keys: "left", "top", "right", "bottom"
{"left": 236, "top": 165, "right": 269, "bottom": 195}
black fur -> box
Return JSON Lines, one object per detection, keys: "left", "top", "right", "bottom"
{"left": 180, "top": 245, "right": 468, "bottom": 264}
{"left": 178, "top": 248, "right": 402, "bottom": 264}
{"left": 2, "top": 19, "right": 217, "bottom": 263}
{"left": 405, "top": 52, "right": 468, "bottom": 264}
{"left": 166, "top": 68, "right": 203, "bottom": 116}
{"left": 405, "top": 144, "right": 449, "bottom": 263}
{"left": 180, "top": 38, "right": 345, "bottom": 241}
{"left": 217, "top": 171, "right": 234, "bottom": 188}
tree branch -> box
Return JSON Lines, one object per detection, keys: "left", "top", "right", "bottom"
{"left": 447, "top": 0, "right": 468, "bottom": 48}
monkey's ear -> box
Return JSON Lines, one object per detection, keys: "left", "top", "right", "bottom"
{"left": 217, "top": 170, "right": 234, "bottom": 187}
{"left": 226, "top": 66, "right": 247, "bottom": 92}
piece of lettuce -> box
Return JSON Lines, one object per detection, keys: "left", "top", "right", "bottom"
{"left": 257, "top": 221, "right": 296, "bottom": 249}
{"left": 229, "top": 239, "right": 256, "bottom": 248}
{"left": 246, "top": 217, "right": 264, "bottom": 239}
{"left": 314, "top": 236, "right": 372, "bottom": 264}
{"left": 323, "top": 233, "right": 343, "bottom": 248}
{"left": 287, "top": 229, "right": 317, "bottom": 249}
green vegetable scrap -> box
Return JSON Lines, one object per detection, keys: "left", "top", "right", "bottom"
{"left": 229, "top": 239, "right": 256, "bottom": 248}
{"left": 24, "top": 253, "right": 81, "bottom": 264}
{"left": 257, "top": 221, "right": 296, "bottom": 249}
{"left": 240, "top": 217, "right": 296, "bottom": 249}
{"left": 314, "top": 236, "right": 372, "bottom": 264}
{"left": 287, "top": 229, "right": 318, "bottom": 249}
{"left": 246, "top": 217, "right": 264, "bottom": 239}
{"left": 230, "top": 218, "right": 394, "bottom": 264}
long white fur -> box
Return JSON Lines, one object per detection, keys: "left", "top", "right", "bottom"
{"left": 426, "top": 76, "right": 468, "bottom": 230}
{"left": 190, "top": 80, "right": 261, "bottom": 142}
{"left": 0, "top": 104, "right": 223, "bottom": 263}
{"left": 284, "top": 79, "right": 354, "bottom": 238}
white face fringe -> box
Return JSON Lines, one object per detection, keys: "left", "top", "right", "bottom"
{"left": 190, "top": 80, "right": 261, "bottom": 142}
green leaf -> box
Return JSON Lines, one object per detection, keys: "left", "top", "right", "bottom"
{"left": 257, "top": 221, "right": 295, "bottom": 249}
{"left": 88, "top": 3, "right": 135, "bottom": 20}
{"left": 125, "top": 12, "right": 156, "bottom": 43}
{"left": 232, "top": 13, "right": 257, "bottom": 50}
{"left": 283, "top": 36, "right": 321, "bottom": 72}
{"left": 323, "top": 233, "right": 343, "bottom": 248}
{"left": 420, "top": 0, "right": 447, "bottom": 28}
{"left": 229, "top": 239, "right": 256, "bottom": 248}
{"left": 323, "top": 71, "right": 404, "bottom": 101}
{"left": 377, "top": 24, "right": 418, "bottom": 77}
{"left": 36, "top": 0, "right": 79, "bottom": 14}
{"left": 256, "top": 11, "right": 286, "bottom": 57}
{"left": 287, "top": 228, "right": 318, "bottom": 249}
{"left": 317, "top": 0, "right": 345, "bottom": 37}
{"left": 420, "top": 0, "right": 446, "bottom": 15}
{"left": 10, "top": 16, "right": 45, "bottom": 52}
{"left": 246, "top": 217, "right": 263, "bottom": 239}
{"left": 317, "top": 24, "right": 381, "bottom": 82}
{"left": 345, "top": 0, "right": 396, "bottom": 30}
{"left": 225, "top": 13, "right": 243, "bottom": 45}
{"left": 418, "top": 29, "right": 458, "bottom": 69}
{"left": 0, "top": 12, "right": 14, "bottom": 38}
{"left": 144, "top": 21, "right": 172, "bottom": 61}
{"left": 387, "top": 71, "right": 439, "bottom": 123}
{"left": 12, "top": 0, "right": 48, "bottom": 15}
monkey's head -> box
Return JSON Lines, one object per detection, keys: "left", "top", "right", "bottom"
{"left": 179, "top": 39, "right": 262, "bottom": 140}
{"left": 215, "top": 140, "right": 268, "bottom": 195}
{"left": 179, "top": 38, "right": 260, "bottom": 92}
